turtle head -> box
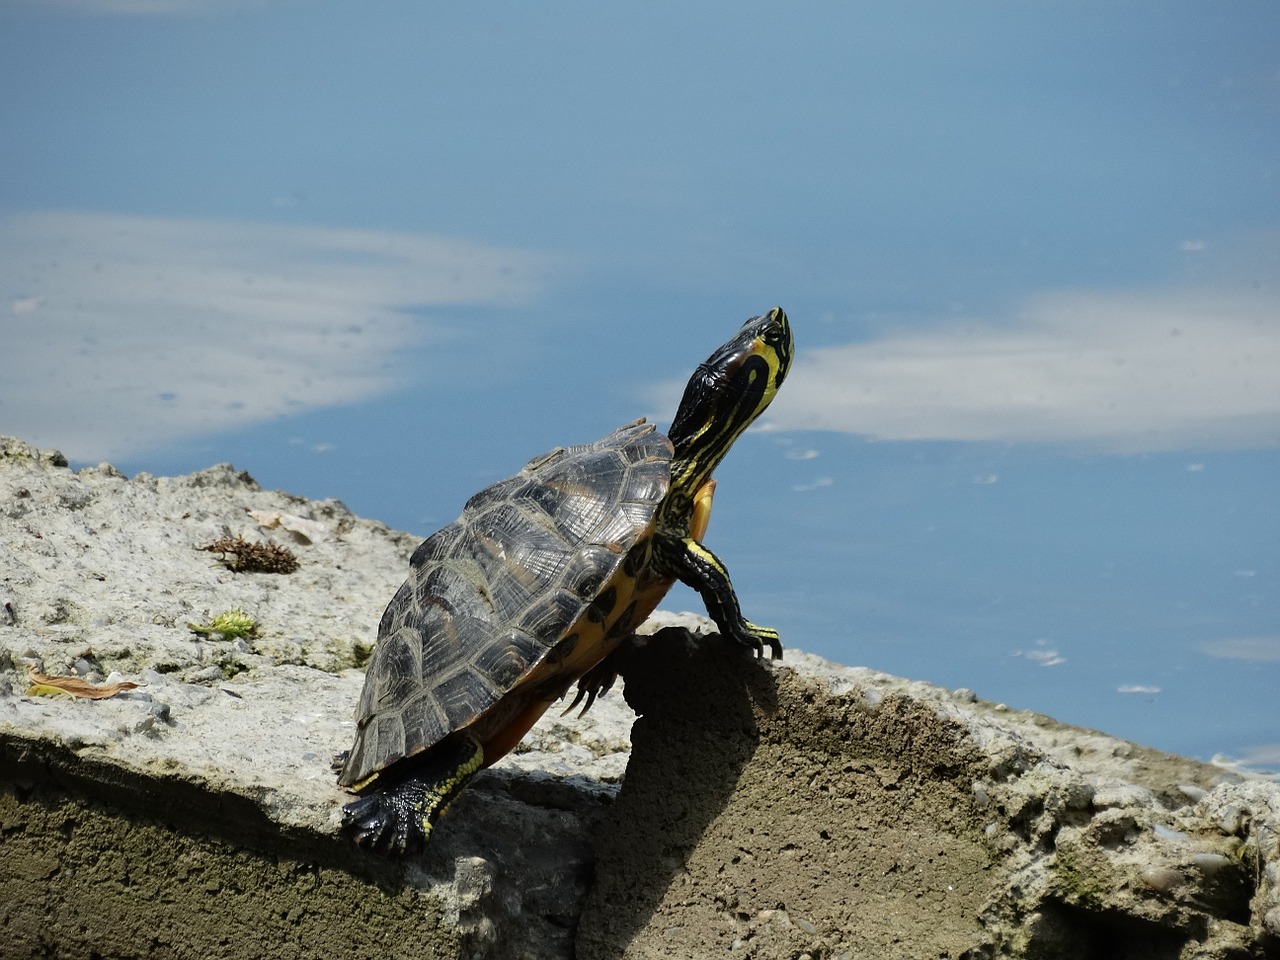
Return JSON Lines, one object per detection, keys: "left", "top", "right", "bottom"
{"left": 668, "top": 307, "right": 793, "bottom": 484}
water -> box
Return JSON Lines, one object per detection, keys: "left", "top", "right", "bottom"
{"left": 2, "top": 1, "right": 1276, "bottom": 767}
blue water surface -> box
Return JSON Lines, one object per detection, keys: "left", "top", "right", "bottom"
{"left": 2, "top": 1, "right": 1276, "bottom": 767}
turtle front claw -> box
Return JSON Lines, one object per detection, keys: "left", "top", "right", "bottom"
{"left": 729, "top": 621, "right": 783, "bottom": 660}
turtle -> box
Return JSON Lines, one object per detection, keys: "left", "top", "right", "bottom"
{"left": 337, "top": 307, "right": 794, "bottom": 853}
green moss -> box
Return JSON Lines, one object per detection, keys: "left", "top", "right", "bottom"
{"left": 1052, "top": 844, "right": 1109, "bottom": 911}
{"left": 351, "top": 640, "right": 374, "bottom": 671}
{"left": 0, "top": 784, "right": 456, "bottom": 960}
{"left": 219, "top": 659, "right": 250, "bottom": 680}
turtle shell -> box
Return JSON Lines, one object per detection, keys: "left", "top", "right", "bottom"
{"left": 338, "top": 418, "right": 672, "bottom": 788}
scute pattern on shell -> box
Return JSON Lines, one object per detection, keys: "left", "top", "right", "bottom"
{"left": 338, "top": 419, "right": 672, "bottom": 787}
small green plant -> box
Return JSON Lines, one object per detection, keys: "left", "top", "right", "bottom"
{"left": 187, "top": 608, "right": 260, "bottom": 639}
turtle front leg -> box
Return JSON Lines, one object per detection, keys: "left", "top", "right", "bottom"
{"left": 669, "top": 537, "right": 783, "bottom": 659}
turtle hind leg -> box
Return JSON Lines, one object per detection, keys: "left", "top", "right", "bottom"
{"left": 342, "top": 792, "right": 417, "bottom": 854}
{"left": 562, "top": 653, "right": 621, "bottom": 717}
{"left": 341, "top": 733, "right": 485, "bottom": 855}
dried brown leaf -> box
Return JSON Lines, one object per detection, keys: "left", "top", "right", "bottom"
{"left": 26, "top": 667, "right": 141, "bottom": 700}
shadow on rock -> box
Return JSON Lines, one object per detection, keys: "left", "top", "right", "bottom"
{"left": 575, "top": 628, "right": 1003, "bottom": 960}
{"left": 575, "top": 626, "right": 778, "bottom": 958}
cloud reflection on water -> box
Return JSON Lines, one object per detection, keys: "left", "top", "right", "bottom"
{"left": 766, "top": 285, "right": 1280, "bottom": 453}
{"left": 0, "top": 210, "right": 556, "bottom": 461}
{"left": 1197, "top": 636, "right": 1280, "bottom": 663}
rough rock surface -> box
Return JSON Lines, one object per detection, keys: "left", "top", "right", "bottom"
{"left": 1, "top": 434, "right": 1277, "bottom": 959}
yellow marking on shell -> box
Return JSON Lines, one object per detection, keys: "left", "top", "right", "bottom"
{"left": 348, "top": 769, "right": 381, "bottom": 792}
{"left": 523, "top": 557, "right": 644, "bottom": 685}
{"left": 481, "top": 538, "right": 667, "bottom": 761}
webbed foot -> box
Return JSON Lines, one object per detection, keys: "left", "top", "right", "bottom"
{"left": 340, "top": 734, "right": 484, "bottom": 855}
{"left": 342, "top": 788, "right": 426, "bottom": 855}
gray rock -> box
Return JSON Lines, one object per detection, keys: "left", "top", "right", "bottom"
{"left": 1, "top": 433, "right": 1277, "bottom": 960}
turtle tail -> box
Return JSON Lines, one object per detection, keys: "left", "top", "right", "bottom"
{"left": 341, "top": 733, "right": 485, "bottom": 855}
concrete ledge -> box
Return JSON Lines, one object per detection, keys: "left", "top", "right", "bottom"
{"left": 582, "top": 628, "right": 1278, "bottom": 958}
{"left": 2, "top": 436, "right": 1277, "bottom": 959}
